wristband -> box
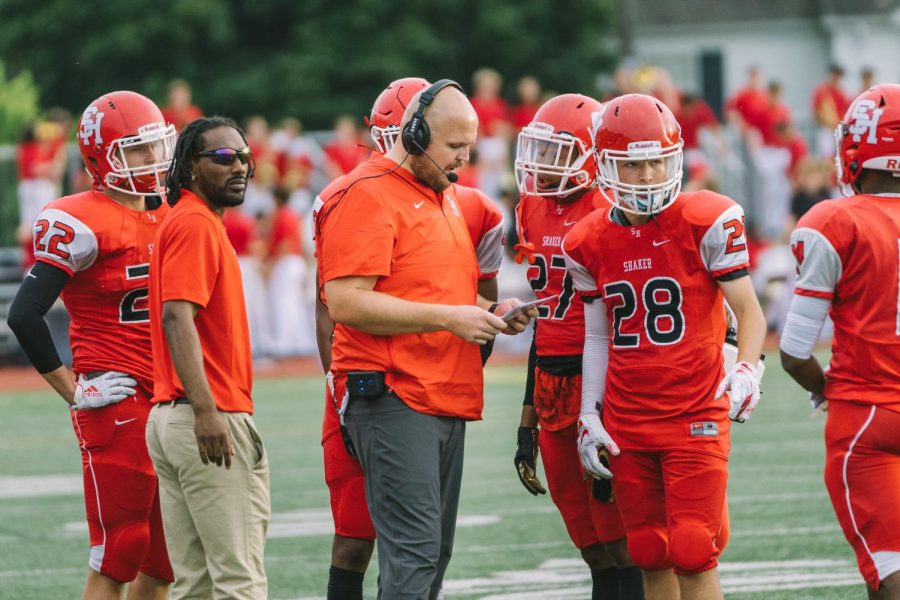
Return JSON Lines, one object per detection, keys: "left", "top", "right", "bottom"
{"left": 488, "top": 303, "right": 499, "bottom": 315}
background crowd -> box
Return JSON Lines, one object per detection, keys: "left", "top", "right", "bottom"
{"left": 6, "top": 61, "right": 877, "bottom": 360}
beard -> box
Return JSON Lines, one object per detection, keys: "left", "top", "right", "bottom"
{"left": 410, "top": 155, "right": 451, "bottom": 193}
{"left": 197, "top": 175, "right": 247, "bottom": 208}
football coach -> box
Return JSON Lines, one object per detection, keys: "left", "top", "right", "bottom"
{"left": 318, "top": 79, "right": 535, "bottom": 598}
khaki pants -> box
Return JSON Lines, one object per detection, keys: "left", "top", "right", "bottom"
{"left": 146, "top": 404, "right": 270, "bottom": 599}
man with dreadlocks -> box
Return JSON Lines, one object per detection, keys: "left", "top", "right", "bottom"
{"left": 8, "top": 90, "right": 175, "bottom": 599}
{"left": 145, "top": 116, "right": 270, "bottom": 599}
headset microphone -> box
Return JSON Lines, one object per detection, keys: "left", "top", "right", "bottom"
{"left": 412, "top": 138, "right": 459, "bottom": 183}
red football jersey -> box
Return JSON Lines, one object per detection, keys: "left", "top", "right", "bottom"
{"left": 32, "top": 191, "right": 169, "bottom": 389}
{"left": 517, "top": 188, "right": 604, "bottom": 356}
{"left": 452, "top": 184, "right": 504, "bottom": 280}
{"left": 790, "top": 194, "right": 900, "bottom": 412}
{"left": 562, "top": 190, "right": 750, "bottom": 453}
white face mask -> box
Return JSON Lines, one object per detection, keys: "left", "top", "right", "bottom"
{"left": 596, "top": 141, "right": 684, "bottom": 215}
{"left": 514, "top": 123, "right": 594, "bottom": 198}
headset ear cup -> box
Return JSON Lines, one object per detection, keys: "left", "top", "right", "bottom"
{"left": 402, "top": 119, "right": 420, "bottom": 155}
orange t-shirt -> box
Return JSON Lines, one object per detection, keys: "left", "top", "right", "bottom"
{"left": 318, "top": 154, "right": 482, "bottom": 420}
{"left": 149, "top": 191, "right": 253, "bottom": 413}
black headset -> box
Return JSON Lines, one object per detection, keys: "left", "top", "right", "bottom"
{"left": 401, "top": 79, "right": 464, "bottom": 155}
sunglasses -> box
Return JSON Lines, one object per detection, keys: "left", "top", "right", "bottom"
{"left": 195, "top": 146, "right": 253, "bottom": 166}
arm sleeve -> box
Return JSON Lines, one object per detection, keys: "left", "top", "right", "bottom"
{"left": 319, "top": 187, "right": 395, "bottom": 282}
{"left": 476, "top": 219, "right": 504, "bottom": 279}
{"left": 522, "top": 328, "right": 537, "bottom": 407}
{"left": 159, "top": 213, "right": 220, "bottom": 307}
{"left": 581, "top": 299, "right": 610, "bottom": 416}
{"left": 699, "top": 203, "right": 751, "bottom": 279}
{"left": 779, "top": 294, "right": 831, "bottom": 359}
{"left": 32, "top": 208, "right": 98, "bottom": 275}
{"left": 790, "top": 226, "right": 841, "bottom": 299}
{"left": 7, "top": 261, "right": 71, "bottom": 373}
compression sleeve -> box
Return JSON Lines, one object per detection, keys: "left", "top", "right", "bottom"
{"left": 7, "top": 262, "right": 70, "bottom": 373}
{"left": 522, "top": 329, "right": 537, "bottom": 406}
{"left": 581, "top": 299, "right": 610, "bottom": 416}
{"left": 779, "top": 294, "right": 831, "bottom": 360}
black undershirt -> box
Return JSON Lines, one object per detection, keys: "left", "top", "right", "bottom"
{"left": 7, "top": 261, "right": 70, "bottom": 373}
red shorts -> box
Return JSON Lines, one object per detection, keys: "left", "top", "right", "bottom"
{"left": 538, "top": 424, "right": 626, "bottom": 548}
{"left": 533, "top": 368, "right": 580, "bottom": 431}
{"left": 609, "top": 448, "right": 728, "bottom": 575}
{"left": 71, "top": 384, "right": 173, "bottom": 583}
{"left": 322, "top": 382, "right": 376, "bottom": 540}
{"left": 824, "top": 401, "right": 900, "bottom": 589}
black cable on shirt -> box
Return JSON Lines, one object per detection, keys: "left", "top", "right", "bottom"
{"left": 7, "top": 261, "right": 70, "bottom": 373}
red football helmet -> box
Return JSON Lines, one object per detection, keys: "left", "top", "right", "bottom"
{"left": 365, "top": 77, "right": 430, "bottom": 154}
{"left": 593, "top": 93, "right": 683, "bottom": 215}
{"left": 835, "top": 83, "right": 900, "bottom": 196}
{"left": 78, "top": 91, "right": 175, "bottom": 196}
{"left": 514, "top": 93, "right": 603, "bottom": 198}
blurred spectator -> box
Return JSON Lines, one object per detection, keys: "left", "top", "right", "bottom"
{"left": 725, "top": 66, "right": 768, "bottom": 134}
{"left": 322, "top": 114, "right": 368, "bottom": 179}
{"left": 470, "top": 68, "right": 511, "bottom": 137}
{"left": 242, "top": 116, "right": 278, "bottom": 217}
{"left": 790, "top": 156, "right": 832, "bottom": 222}
{"left": 160, "top": 79, "right": 203, "bottom": 132}
{"left": 266, "top": 187, "right": 314, "bottom": 357}
{"left": 223, "top": 208, "right": 270, "bottom": 359}
{"left": 811, "top": 63, "right": 850, "bottom": 157}
{"left": 774, "top": 120, "right": 808, "bottom": 179}
{"left": 16, "top": 119, "right": 67, "bottom": 272}
{"left": 860, "top": 67, "right": 876, "bottom": 94}
{"left": 510, "top": 76, "right": 542, "bottom": 130}
{"left": 678, "top": 93, "right": 719, "bottom": 152}
{"left": 760, "top": 81, "right": 792, "bottom": 146}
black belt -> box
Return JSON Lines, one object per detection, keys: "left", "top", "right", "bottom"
{"left": 158, "top": 397, "right": 190, "bottom": 406}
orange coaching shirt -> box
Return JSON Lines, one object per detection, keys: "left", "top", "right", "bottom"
{"left": 318, "top": 154, "right": 483, "bottom": 420}
{"left": 149, "top": 190, "right": 253, "bottom": 413}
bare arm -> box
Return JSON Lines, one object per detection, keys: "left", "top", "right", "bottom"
{"left": 780, "top": 352, "right": 826, "bottom": 395}
{"left": 324, "top": 275, "right": 506, "bottom": 343}
{"left": 314, "top": 271, "right": 334, "bottom": 373}
{"left": 477, "top": 277, "right": 499, "bottom": 303}
{"left": 162, "top": 300, "right": 233, "bottom": 468}
{"left": 718, "top": 276, "right": 766, "bottom": 364}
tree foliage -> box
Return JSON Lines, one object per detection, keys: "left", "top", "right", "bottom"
{"left": 0, "top": 60, "right": 40, "bottom": 143}
{"left": 0, "top": 0, "right": 616, "bottom": 130}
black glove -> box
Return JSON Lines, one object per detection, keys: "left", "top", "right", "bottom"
{"left": 591, "top": 452, "right": 614, "bottom": 503}
{"left": 514, "top": 426, "right": 546, "bottom": 495}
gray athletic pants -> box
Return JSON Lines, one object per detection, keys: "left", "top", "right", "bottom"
{"left": 344, "top": 390, "right": 466, "bottom": 600}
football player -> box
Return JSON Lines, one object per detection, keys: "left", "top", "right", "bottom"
{"left": 7, "top": 91, "right": 175, "bottom": 599}
{"left": 312, "top": 77, "right": 504, "bottom": 600}
{"left": 512, "top": 93, "right": 643, "bottom": 600}
{"left": 563, "top": 93, "right": 766, "bottom": 600}
{"left": 780, "top": 83, "right": 900, "bottom": 599}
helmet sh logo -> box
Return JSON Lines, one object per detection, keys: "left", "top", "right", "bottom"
{"left": 79, "top": 107, "right": 105, "bottom": 146}
{"left": 848, "top": 100, "right": 883, "bottom": 144}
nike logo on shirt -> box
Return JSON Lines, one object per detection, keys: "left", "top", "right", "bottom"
{"left": 414, "top": 201, "right": 425, "bottom": 209}
{"left": 652, "top": 239, "right": 671, "bottom": 247}
{"left": 564, "top": 220, "right": 578, "bottom": 227}
{"left": 114, "top": 418, "right": 138, "bottom": 426}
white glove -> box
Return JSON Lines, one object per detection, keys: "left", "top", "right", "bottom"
{"left": 71, "top": 371, "right": 137, "bottom": 410}
{"left": 716, "top": 361, "right": 761, "bottom": 423}
{"left": 577, "top": 413, "right": 619, "bottom": 479}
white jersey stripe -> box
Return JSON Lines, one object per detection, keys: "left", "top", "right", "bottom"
{"left": 842, "top": 405, "right": 878, "bottom": 576}
{"left": 72, "top": 413, "right": 107, "bottom": 573}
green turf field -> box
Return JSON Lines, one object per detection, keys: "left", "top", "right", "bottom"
{"left": 0, "top": 360, "right": 865, "bottom": 599}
